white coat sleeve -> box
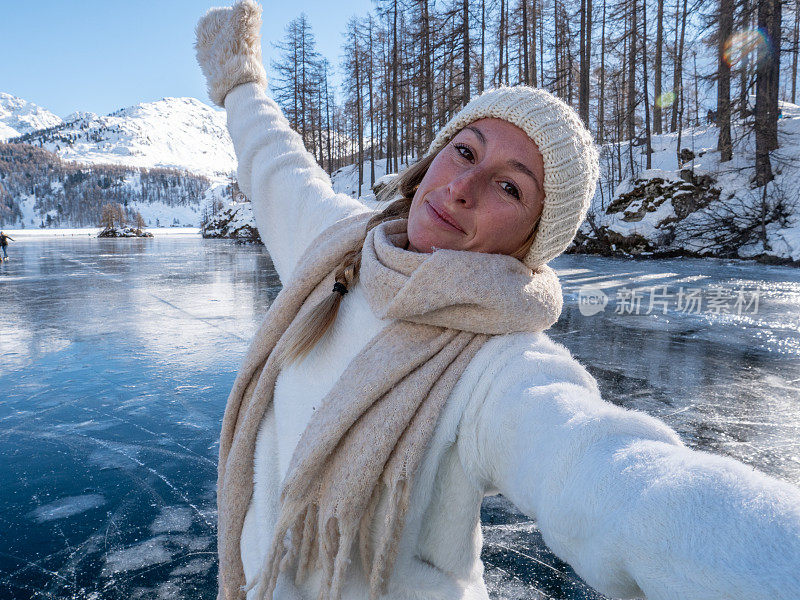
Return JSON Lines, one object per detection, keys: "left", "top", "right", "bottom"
{"left": 223, "top": 82, "right": 372, "bottom": 284}
{"left": 457, "top": 338, "right": 800, "bottom": 600}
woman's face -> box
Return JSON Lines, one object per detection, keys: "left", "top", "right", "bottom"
{"left": 407, "top": 117, "right": 545, "bottom": 256}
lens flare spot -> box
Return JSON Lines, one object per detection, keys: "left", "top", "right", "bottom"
{"left": 656, "top": 92, "right": 676, "bottom": 109}
{"left": 724, "top": 29, "right": 770, "bottom": 67}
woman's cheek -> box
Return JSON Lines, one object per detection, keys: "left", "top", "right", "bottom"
{"left": 485, "top": 202, "right": 520, "bottom": 235}
{"left": 493, "top": 207, "right": 530, "bottom": 251}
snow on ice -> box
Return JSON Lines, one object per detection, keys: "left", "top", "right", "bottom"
{"left": 29, "top": 495, "right": 106, "bottom": 524}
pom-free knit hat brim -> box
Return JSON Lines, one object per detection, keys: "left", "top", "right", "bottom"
{"left": 426, "top": 85, "right": 600, "bottom": 271}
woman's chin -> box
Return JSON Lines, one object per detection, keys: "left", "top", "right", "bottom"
{"left": 408, "top": 222, "right": 460, "bottom": 254}
{"left": 406, "top": 238, "right": 431, "bottom": 253}
{"left": 407, "top": 230, "right": 442, "bottom": 254}
{"left": 408, "top": 236, "right": 460, "bottom": 254}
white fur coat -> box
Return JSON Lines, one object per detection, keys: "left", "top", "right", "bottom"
{"left": 224, "top": 82, "right": 800, "bottom": 600}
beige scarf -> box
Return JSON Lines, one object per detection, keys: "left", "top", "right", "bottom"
{"left": 217, "top": 213, "right": 563, "bottom": 600}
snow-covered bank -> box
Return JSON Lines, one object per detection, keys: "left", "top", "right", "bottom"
{"left": 203, "top": 111, "right": 800, "bottom": 267}
{"left": 199, "top": 159, "right": 400, "bottom": 243}
{"left": 576, "top": 100, "right": 800, "bottom": 266}
{"left": 200, "top": 201, "right": 260, "bottom": 243}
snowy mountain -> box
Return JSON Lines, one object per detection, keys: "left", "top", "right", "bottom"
{"left": 10, "top": 96, "right": 235, "bottom": 178}
{"left": 0, "top": 92, "right": 240, "bottom": 228}
{"left": 0, "top": 142, "right": 233, "bottom": 229}
{"left": 0, "top": 93, "right": 63, "bottom": 141}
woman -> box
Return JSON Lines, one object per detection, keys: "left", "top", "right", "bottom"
{"left": 195, "top": 3, "right": 800, "bottom": 600}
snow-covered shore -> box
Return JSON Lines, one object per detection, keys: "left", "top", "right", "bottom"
{"left": 198, "top": 104, "right": 800, "bottom": 267}
{"left": 574, "top": 100, "right": 800, "bottom": 265}
{"left": 3, "top": 227, "right": 200, "bottom": 238}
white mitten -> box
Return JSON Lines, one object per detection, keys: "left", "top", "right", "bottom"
{"left": 194, "top": 0, "right": 268, "bottom": 107}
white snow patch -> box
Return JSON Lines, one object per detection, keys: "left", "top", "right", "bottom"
{"left": 591, "top": 107, "right": 800, "bottom": 262}
{"left": 331, "top": 157, "right": 409, "bottom": 201}
{"left": 102, "top": 536, "right": 173, "bottom": 575}
{"left": 150, "top": 506, "right": 193, "bottom": 534}
{"left": 30, "top": 494, "right": 105, "bottom": 523}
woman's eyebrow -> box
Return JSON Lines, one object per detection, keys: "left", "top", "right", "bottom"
{"left": 508, "top": 159, "right": 542, "bottom": 191}
{"left": 464, "top": 125, "right": 486, "bottom": 145}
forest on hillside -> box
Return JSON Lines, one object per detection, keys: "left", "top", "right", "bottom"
{"left": 0, "top": 143, "right": 218, "bottom": 227}
{"left": 269, "top": 0, "right": 789, "bottom": 202}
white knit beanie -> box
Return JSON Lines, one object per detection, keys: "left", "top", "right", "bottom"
{"left": 426, "top": 85, "right": 600, "bottom": 271}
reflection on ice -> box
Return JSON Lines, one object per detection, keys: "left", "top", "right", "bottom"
{"left": 1, "top": 234, "right": 798, "bottom": 599}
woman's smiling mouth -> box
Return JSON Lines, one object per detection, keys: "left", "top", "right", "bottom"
{"left": 425, "top": 200, "right": 466, "bottom": 234}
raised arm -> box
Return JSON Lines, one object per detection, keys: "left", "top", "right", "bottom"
{"left": 223, "top": 83, "right": 369, "bottom": 281}
{"left": 458, "top": 335, "right": 800, "bottom": 599}
{"left": 195, "top": 1, "right": 370, "bottom": 282}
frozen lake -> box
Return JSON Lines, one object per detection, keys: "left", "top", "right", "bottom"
{"left": 1, "top": 232, "right": 799, "bottom": 600}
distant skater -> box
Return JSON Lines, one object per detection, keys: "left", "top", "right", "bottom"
{"left": 0, "top": 231, "right": 13, "bottom": 261}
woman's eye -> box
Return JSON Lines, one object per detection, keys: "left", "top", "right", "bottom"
{"left": 454, "top": 144, "right": 474, "bottom": 161}
{"left": 501, "top": 181, "right": 520, "bottom": 199}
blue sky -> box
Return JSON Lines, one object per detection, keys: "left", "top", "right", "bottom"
{"left": 0, "top": 0, "right": 373, "bottom": 118}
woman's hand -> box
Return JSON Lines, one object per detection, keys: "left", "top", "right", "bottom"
{"left": 194, "top": 0, "right": 268, "bottom": 107}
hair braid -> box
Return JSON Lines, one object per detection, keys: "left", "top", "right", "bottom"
{"left": 277, "top": 193, "right": 418, "bottom": 365}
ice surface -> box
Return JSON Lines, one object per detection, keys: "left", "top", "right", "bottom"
{"left": 1, "top": 233, "right": 798, "bottom": 600}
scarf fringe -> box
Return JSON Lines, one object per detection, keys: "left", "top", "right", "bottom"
{"left": 296, "top": 503, "right": 319, "bottom": 585}
{"left": 316, "top": 515, "right": 354, "bottom": 600}
{"left": 367, "top": 478, "right": 410, "bottom": 600}
{"left": 358, "top": 483, "right": 383, "bottom": 578}
{"left": 244, "top": 479, "right": 411, "bottom": 600}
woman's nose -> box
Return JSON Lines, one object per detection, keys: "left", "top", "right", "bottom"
{"left": 447, "top": 169, "right": 480, "bottom": 207}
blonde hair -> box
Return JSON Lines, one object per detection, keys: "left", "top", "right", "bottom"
{"left": 279, "top": 135, "right": 541, "bottom": 365}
